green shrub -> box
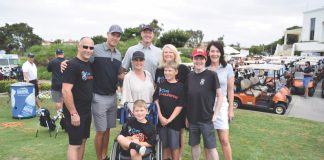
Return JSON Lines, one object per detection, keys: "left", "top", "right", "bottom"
{"left": 38, "top": 66, "right": 51, "bottom": 80}
{"left": 0, "top": 80, "right": 18, "bottom": 93}
{"left": 157, "top": 29, "right": 191, "bottom": 48}
{"left": 180, "top": 55, "right": 192, "bottom": 63}
{"left": 178, "top": 47, "right": 193, "bottom": 58}
{"left": 39, "top": 82, "right": 51, "bottom": 91}
{"left": 19, "top": 57, "right": 27, "bottom": 65}
{"left": 28, "top": 44, "right": 77, "bottom": 66}
{"left": 117, "top": 38, "right": 140, "bottom": 57}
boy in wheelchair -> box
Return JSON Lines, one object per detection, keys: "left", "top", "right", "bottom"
{"left": 117, "top": 99, "right": 157, "bottom": 159}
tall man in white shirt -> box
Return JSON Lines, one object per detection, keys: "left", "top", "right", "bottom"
{"left": 22, "top": 53, "right": 41, "bottom": 108}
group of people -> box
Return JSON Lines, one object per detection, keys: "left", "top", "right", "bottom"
{"left": 25, "top": 24, "right": 235, "bottom": 160}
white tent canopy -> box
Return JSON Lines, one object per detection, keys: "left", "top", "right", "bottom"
{"left": 224, "top": 46, "right": 240, "bottom": 55}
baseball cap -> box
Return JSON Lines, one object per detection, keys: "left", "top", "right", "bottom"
{"left": 108, "top": 25, "right": 123, "bottom": 33}
{"left": 56, "top": 49, "right": 63, "bottom": 54}
{"left": 192, "top": 48, "right": 207, "bottom": 59}
{"left": 141, "top": 25, "right": 153, "bottom": 32}
{"left": 27, "top": 53, "right": 34, "bottom": 58}
{"left": 132, "top": 51, "right": 145, "bottom": 60}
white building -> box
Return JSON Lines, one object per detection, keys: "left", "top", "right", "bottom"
{"left": 275, "top": 7, "right": 324, "bottom": 56}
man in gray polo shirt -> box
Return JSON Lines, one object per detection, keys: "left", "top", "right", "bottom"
{"left": 91, "top": 25, "right": 124, "bottom": 160}
{"left": 122, "top": 25, "right": 162, "bottom": 80}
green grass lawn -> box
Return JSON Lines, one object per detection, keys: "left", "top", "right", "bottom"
{"left": 1, "top": 97, "right": 324, "bottom": 160}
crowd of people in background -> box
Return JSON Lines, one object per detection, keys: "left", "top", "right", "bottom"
{"left": 26, "top": 24, "right": 237, "bottom": 160}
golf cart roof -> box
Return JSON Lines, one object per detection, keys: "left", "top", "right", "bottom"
{"left": 243, "top": 60, "right": 265, "bottom": 64}
{"left": 295, "top": 61, "right": 318, "bottom": 66}
{"left": 263, "top": 56, "right": 282, "bottom": 60}
{"left": 268, "top": 60, "right": 293, "bottom": 65}
{"left": 230, "top": 54, "right": 246, "bottom": 58}
{"left": 239, "top": 64, "right": 285, "bottom": 71}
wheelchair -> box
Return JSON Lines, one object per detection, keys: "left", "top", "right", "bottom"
{"left": 110, "top": 102, "right": 163, "bottom": 160}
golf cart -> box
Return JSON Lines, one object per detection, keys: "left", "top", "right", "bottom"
{"left": 234, "top": 64, "right": 289, "bottom": 115}
{"left": 248, "top": 64, "right": 292, "bottom": 103}
{"left": 0, "top": 54, "right": 21, "bottom": 80}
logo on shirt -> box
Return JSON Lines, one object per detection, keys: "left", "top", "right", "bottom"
{"left": 81, "top": 71, "right": 93, "bottom": 81}
{"left": 159, "top": 88, "right": 179, "bottom": 99}
{"left": 200, "top": 78, "right": 205, "bottom": 85}
{"left": 128, "top": 126, "right": 146, "bottom": 142}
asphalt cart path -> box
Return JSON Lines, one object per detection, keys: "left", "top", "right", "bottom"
{"left": 286, "top": 79, "right": 324, "bottom": 122}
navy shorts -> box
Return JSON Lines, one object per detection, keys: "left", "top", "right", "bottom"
{"left": 188, "top": 121, "right": 217, "bottom": 149}
{"left": 158, "top": 127, "right": 181, "bottom": 149}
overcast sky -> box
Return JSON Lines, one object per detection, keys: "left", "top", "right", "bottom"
{"left": 1, "top": 0, "right": 323, "bottom": 47}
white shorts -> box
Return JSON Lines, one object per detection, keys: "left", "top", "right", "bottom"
{"left": 213, "top": 97, "right": 229, "bottom": 129}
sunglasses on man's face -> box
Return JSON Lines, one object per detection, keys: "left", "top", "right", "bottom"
{"left": 82, "top": 45, "right": 94, "bottom": 50}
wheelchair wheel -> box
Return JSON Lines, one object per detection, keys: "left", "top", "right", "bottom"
{"left": 154, "top": 138, "right": 163, "bottom": 160}
{"left": 110, "top": 140, "right": 119, "bottom": 160}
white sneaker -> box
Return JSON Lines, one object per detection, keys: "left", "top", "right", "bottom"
{"left": 138, "top": 146, "right": 146, "bottom": 156}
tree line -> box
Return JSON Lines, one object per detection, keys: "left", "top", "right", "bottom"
{"left": 0, "top": 21, "right": 301, "bottom": 56}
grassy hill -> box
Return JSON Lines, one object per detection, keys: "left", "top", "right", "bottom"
{"left": 0, "top": 97, "right": 323, "bottom": 160}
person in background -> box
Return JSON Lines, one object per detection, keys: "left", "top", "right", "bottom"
{"left": 47, "top": 49, "right": 65, "bottom": 115}
{"left": 22, "top": 53, "right": 41, "bottom": 109}
{"left": 303, "top": 61, "right": 313, "bottom": 98}
{"left": 206, "top": 41, "right": 234, "bottom": 160}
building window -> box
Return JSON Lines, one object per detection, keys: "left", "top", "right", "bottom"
{"left": 310, "top": 18, "right": 315, "bottom": 40}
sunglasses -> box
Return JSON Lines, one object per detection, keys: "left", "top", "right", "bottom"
{"left": 82, "top": 45, "right": 94, "bottom": 50}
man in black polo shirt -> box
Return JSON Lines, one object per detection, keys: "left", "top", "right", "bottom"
{"left": 60, "top": 25, "right": 124, "bottom": 160}
{"left": 62, "top": 37, "right": 94, "bottom": 160}
{"left": 47, "top": 49, "right": 65, "bottom": 112}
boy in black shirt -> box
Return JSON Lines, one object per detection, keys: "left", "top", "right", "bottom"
{"left": 62, "top": 37, "right": 94, "bottom": 160}
{"left": 154, "top": 61, "right": 184, "bottom": 160}
{"left": 186, "top": 48, "right": 223, "bottom": 160}
{"left": 117, "top": 99, "right": 157, "bottom": 159}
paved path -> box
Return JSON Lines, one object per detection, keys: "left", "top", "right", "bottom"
{"left": 286, "top": 79, "right": 324, "bottom": 122}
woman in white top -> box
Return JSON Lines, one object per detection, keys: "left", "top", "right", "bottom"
{"left": 122, "top": 51, "right": 154, "bottom": 111}
{"left": 205, "top": 41, "right": 234, "bottom": 160}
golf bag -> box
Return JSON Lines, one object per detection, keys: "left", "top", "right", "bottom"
{"left": 39, "top": 108, "right": 56, "bottom": 131}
